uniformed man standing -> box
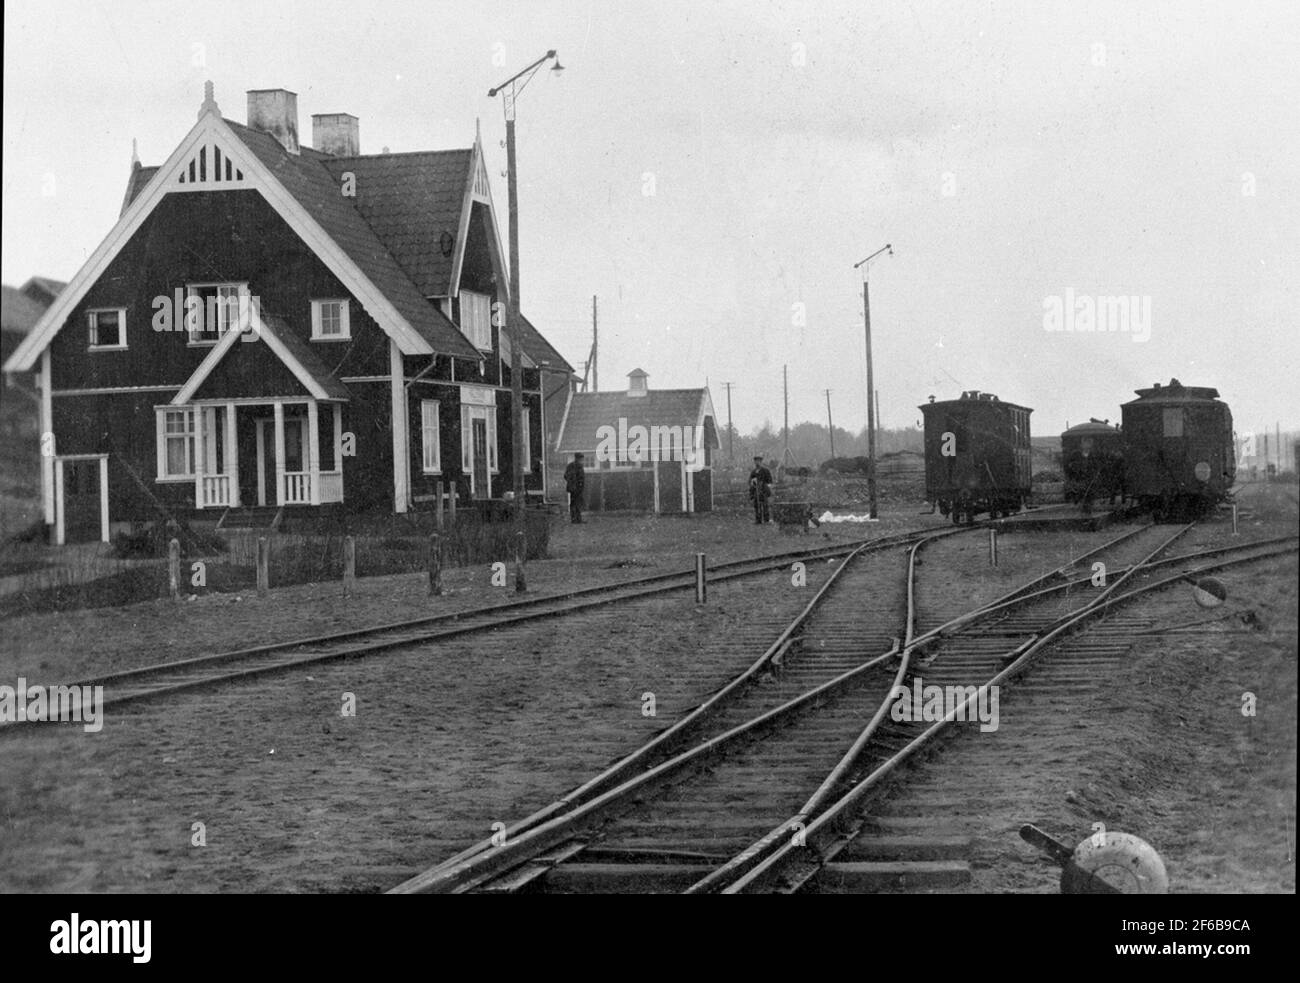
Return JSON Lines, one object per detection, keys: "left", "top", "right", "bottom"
{"left": 748, "top": 455, "right": 774, "bottom": 524}
{"left": 564, "top": 453, "right": 587, "bottom": 524}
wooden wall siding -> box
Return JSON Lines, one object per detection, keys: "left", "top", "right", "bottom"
{"left": 49, "top": 189, "right": 398, "bottom": 392}
{"left": 191, "top": 338, "right": 311, "bottom": 399}
{"left": 338, "top": 384, "right": 393, "bottom": 512}
{"left": 52, "top": 391, "right": 195, "bottom": 519}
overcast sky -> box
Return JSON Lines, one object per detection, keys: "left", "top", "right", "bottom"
{"left": 4, "top": 0, "right": 1297, "bottom": 437}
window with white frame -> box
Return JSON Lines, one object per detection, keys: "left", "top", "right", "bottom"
{"left": 156, "top": 408, "right": 196, "bottom": 480}
{"left": 459, "top": 290, "right": 493, "bottom": 351}
{"left": 88, "top": 308, "right": 127, "bottom": 350}
{"left": 312, "top": 299, "right": 351, "bottom": 340}
{"left": 186, "top": 283, "right": 245, "bottom": 345}
{"left": 421, "top": 400, "right": 441, "bottom": 473}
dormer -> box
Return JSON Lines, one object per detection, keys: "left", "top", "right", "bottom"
{"left": 628, "top": 368, "right": 648, "bottom": 397}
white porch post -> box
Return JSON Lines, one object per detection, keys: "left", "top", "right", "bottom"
{"left": 40, "top": 349, "right": 54, "bottom": 526}
{"left": 307, "top": 400, "right": 321, "bottom": 505}
{"left": 99, "top": 456, "right": 110, "bottom": 542}
{"left": 333, "top": 404, "right": 343, "bottom": 473}
{"left": 389, "top": 340, "right": 409, "bottom": 513}
{"left": 226, "top": 403, "right": 239, "bottom": 507}
{"left": 273, "top": 400, "right": 286, "bottom": 507}
{"left": 53, "top": 459, "right": 65, "bottom": 545}
{"left": 194, "top": 405, "right": 205, "bottom": 508}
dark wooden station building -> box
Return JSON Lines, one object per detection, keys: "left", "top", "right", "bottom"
{"left": 3, "top": 83, "right": 573, "bottom": 544}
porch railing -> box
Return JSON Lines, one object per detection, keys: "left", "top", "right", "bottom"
{"left": 320, "top": 471, "right": 344, "bottom": 504}
{"left": 200, "top": 474, "right": 233, "bottom": 508}
{"left": 283, "top": 471, "right": 311, "bottom": 505}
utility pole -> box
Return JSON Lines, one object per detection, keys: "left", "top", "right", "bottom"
{"left": 783, "top": 364, "right": 790, "bottom": 466}
{"left": 489, "top": 48, "right": 564, "bottom": 592}
{"left": 722, "top": 382, "right": 735, "bottom": 462}
{"left": 876, "top": 388, "right": 882, "bottom": 452}
{"left": 825, "top": 389, "right": 835, "bottom": 460}
{"left": 591, "top": 295, "right": 598, "bottom": 392}
{"left": 853, "top": 243, "right": 892, "bottom": 519}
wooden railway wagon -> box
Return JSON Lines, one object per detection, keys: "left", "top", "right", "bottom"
{"left": 1121, "top": 379, "right": 1235, "bottom": 520}
{"left": 920, "top": 390, "right": 1033, "bottom": 523}
{"left": 1061, "top": 419, "right": 1125, "bottom": 510}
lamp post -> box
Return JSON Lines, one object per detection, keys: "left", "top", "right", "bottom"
{"left": 489, "top": 49, "right": 563, "bottom": 591}
{"left": 853, "top": 243, "right": 892, "bottom": 519}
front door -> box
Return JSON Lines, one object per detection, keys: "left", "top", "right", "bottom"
{"left": 472, "top": 418, "right": 490, "bottom": 499}
{"left": 237, "top": 411, "right": 261, "bottom": 507}
{"left": 62, "top": 458, "right": 103, "bottom": 543}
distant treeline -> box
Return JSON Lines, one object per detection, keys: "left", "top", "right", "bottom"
{"left": 716, "top": 421, "right": 922, "bottom": 468}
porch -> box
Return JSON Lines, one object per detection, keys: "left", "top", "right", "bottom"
{"left": 190, "top": 398, "right": 345, "bottom": 509}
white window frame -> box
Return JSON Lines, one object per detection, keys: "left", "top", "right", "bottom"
{"left": 421, "top": 400, "right": 441, "bottom": 473}
{"left": 155, "top": 407, "right": 196, "bottom": 481}
{"left": 88, "top": 307, "right": 128, "bottom": 350}
{"left": 185, "top": 282, "right": 247, "bottom": 346}
{"left": 311, "top": 298, "right": 351, "bottom": 341}
{"left": 460, "top": 290, "right": 493, "bottom": 352}
{"left": 460, "top": 404, "right": 499, "bottom": 475}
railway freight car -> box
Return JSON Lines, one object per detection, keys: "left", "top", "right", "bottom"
{"left": 1121, "top": 379, "right": 1235, "bottom": 520}
{"left": 1061, "top": 419, "right": 1125, "bottom": 511}
{"left": 920, "top": 391, "right": 1033, "bottom": 523}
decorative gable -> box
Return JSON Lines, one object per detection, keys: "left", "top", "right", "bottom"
{"left": 174, "top": 139, "right": 248, "bottom": 188}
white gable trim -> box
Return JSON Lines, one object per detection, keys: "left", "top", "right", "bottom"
{"left": 172, "top": 309, "right": 333, "bottom": 404}
{"left": 5, "top": 110, "right": 434, "bottom": 374}
{"left": 449, "top": 137, "right": 511, "bottom": 304}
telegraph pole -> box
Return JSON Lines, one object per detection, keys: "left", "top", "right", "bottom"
{"left": 825, "top": 389, "right": 835, "bottom": 460}
{"left": 722, "top": 382, "right": 735, "bottom": 462}
{"left": 853, "top": 244, "right": 892, "bottom": 519}
{"left": 591, "top": 295, "right": 598, "bottom": 392}
{"left": 783, "top": 364, "right": 790, "bottom": 466}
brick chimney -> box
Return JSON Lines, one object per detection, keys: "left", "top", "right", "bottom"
{"left": 312, "top": 113, "right": 360, "bottom": 157}
{"left": 246, "top": 89, "right": 299, "bottom": 154}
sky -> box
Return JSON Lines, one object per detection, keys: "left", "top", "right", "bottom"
{"left": 3, "top": 0, "right": 1297, "bottom": 439}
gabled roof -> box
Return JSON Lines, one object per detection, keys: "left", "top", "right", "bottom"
{"left": 175, "top": 310, "right": 349, "bottom": 404}
{"left": 120, "top": 164, "right": 159, "bottom": 216}
{"left": 319, "top": 150, "right": 472, "bottom": 298}
{"left": 223, "top": 120, "right": 479, "bottom": 359}
{"left": 2, "top": 285, "right": 54, "bottom": 334}
{"left": 5, "top": 105, "right": 480, "bottom": 374}
{"left": 556, "top": 388, "right": 719, "bottom": 454}
{"left": 517, "top": 313, "right": 574, "bottom": 374}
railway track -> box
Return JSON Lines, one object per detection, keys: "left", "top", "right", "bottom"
{"left": 390, "top": 524, "right": 1296, "bottom": 893}
{"left": 0, "top": 526, "right": 949, "bottom": 732}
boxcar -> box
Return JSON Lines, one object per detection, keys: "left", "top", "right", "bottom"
{"left": 1121, "top": 379, "right": 1235, "bottom": 520}
{"left": 920, "top": 391, "right": 1033, "bottom": 523}
{"left": 1061, "top": 419, "right": 1125, "bottom": 510}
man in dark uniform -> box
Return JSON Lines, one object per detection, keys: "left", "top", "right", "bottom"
{"left": 564, "top": 453, "right": 586, "bottom": 524}
{"left": 748, "top": 455, "right": 773, "bottom": 524}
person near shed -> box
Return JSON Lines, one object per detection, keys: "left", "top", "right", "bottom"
{"left": 564, "top": 453, "right": 587, "bottom": 524}
{"left": 748, "top": 455, "right": 774, "bottom": 524}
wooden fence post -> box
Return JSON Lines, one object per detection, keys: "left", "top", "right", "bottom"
{"left": 257, "top": 537, "right": 269, "bottom": 594}
{"left": 343, "top": 535, "right": 356, "bottom": 593}
{"left": 168, "top": 538, "right": 181, "bottom": 600}
{"left": 435, "top": 480, "right": 445, "bottom": 531}
{"left": 428, "top": 533, "right": 442, "bottom": 596}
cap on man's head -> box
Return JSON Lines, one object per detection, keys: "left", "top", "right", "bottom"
{"left": 575, "top": 452, "right": 585, "bottom": 459}
{"left": 753, "top": 455, "right": 763, "bottom": 461}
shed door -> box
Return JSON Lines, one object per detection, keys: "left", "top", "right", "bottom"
{"left": 62, "top": 459, "right": 102, "bottom": 543}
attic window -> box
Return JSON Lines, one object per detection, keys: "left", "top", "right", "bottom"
{"left": 312, "top": 299, "right": 351, "bottom": 341}
{"left": 459, "top": 290, "right": 493, "bottom": 352}
{"left": 88, "top": 308, "right": 127, "bottom": 350}
{"left": 186, "top": 283, "right": 246, "bottom": 345}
